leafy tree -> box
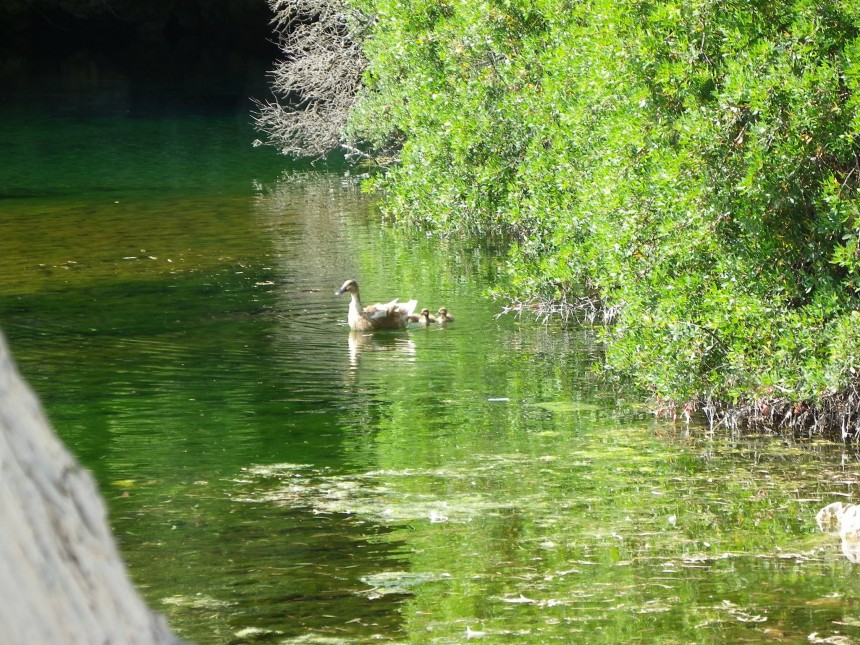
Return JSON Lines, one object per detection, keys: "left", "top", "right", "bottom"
{"left": 261, "top": 0, "right": 860, "bottom": 435}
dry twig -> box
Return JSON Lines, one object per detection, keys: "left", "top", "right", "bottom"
{"left": 253, "top": 0, "right": 370, "bottom": 161}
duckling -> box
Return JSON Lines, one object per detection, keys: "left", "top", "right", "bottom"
{"left": 409, "top": 308, "right": 436, "bottom": 325}
{"left": 335, "top": 279, "right": 418, "bottom": 331}
{"left": 436, "top": 307, "right": 454, "bottom": 323}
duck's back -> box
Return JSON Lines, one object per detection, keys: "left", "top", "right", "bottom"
{"left": 351, "top": 299, "right": 417, "bottom": 330}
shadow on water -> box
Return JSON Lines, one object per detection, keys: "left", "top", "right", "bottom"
{"left": 4, "top": 63, "right": 860, "bottom": 645}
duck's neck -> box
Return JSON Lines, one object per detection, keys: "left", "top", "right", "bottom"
{"left": 348, "top": 291, "right": 363, "bottom": 318}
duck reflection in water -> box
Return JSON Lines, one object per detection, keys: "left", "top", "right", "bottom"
{"left": 348, "top": 331, "right": 416, "bottom": 369}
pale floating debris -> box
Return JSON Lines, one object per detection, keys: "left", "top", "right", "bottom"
{"left": 429, "top": 509, "right": 449, "bottom": 523}
{"left": 466, "top": 626, "right": 487, "bottom": 638}
{"left": 709, "top": 600, "right": 767, "bottom": 624}
{"left": 244, "top": 463, "right": 315, "bottom": 476}
{"left": 488, "top": 397, "right": 510, "bottom": 402}
{"left": 360, "top": 571, "right": 451, "bottom": 598}
{"left": 694, "top": 619, "right": 723, "bottom": 630}
{"left": 682, "top": 552, "right": 731, "bottom": 564}
{"left": 667, "top": 514, "right": 677, "bottom": 527}
{"left": 237, "top": 463, "right": 503, "bottom": 522}
{"left": 637, "top": 602, "right": 672, "bottom": 614}
{"left": 539, "top": 599, "right": 569, "bottom": 607}
{"left": 731, "top": 611, "right": 767, "bottom": 623}
{"left": 364, "top": 469, "right": 415, "bottom": 477}
{"left": 279, "top": 635, "right": 354, "bottom": 644}
{"left": 499, "top": 594, "right": 536, "bottom": 604}
{"left": 808, "top": 632, "right": 853, "bottom": 644}
{"left": 162, "top": 594, "right": 235, "bottom": 609}
{"left": 235, "top": 627, "right": 283, "bottom": 638}
{"left": 231, "top": 495, "right": 263, "bottom": 503}
{"left": 774, "top": 552, "right": 806, "bottom": 560}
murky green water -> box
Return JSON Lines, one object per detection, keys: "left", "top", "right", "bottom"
{"left": 4, "top": 65, "right": 860, "bottom": 645}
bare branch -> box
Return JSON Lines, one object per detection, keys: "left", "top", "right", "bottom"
{"left": 253, "top": 0, "right": 370, "bottom": 160}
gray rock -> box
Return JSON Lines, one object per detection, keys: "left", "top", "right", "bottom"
{"left": 0, "top": 331, "right": 183, "bottom": 645}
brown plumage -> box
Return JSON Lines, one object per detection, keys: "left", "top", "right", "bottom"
{"left": 436, "top": 307, "right": 454, "bottom": 323}
{"left": 408, "top": 308, "right": 436, "bottom": 325}
{"left": 335, "top": 279, "right": 418, "bottom": 331}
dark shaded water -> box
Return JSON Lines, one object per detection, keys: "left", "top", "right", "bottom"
{"left": 3, "top": 62, "right": 860, "bottom": 645}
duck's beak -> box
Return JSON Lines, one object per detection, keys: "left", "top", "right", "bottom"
{"left": 335, "top": 287, "right": 345, "bottom": 296}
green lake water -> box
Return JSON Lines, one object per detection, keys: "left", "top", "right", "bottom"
{"left": 4, "top": 62, "right": 860, "bottom": 645}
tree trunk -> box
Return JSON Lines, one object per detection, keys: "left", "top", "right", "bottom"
{"left": 0, "top": 331, "right": 183, "bottom": 645}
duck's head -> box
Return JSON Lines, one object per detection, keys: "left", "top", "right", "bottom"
{"left": 336, "top": 279, "right": 359, "bottom": 297}
{"left": 420, "top": 308, "right": 431, "bottom": 317}
{"left": 437, "top": 307, "right": 448, "bottom": 317}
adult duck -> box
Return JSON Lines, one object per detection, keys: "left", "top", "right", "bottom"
{"left": 335, "top": 279, "right": 418, "bottom": 331}
{"left": 409, "top": 308, "right": 436, "bottom": 325}
{"left": 436, "top": 307, "right": 454, "bottom": 323}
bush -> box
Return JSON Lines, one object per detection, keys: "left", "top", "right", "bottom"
{"left": 340, "top": 0, "right": 860, "bottom": 434}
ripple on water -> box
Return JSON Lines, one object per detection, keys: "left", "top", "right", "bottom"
{"left": 4, "top": 84, "right": 860, "bottom": 644}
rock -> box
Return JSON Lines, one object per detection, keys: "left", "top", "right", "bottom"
{"left": 838, "top": 504, "right": 860, "bottom": 537}
{"left": 816, "top": 502, "right": 848, "bottom": 533}
{"left": 0, "top": 331, "right": 182, "bottom": 645}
